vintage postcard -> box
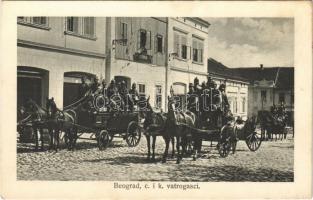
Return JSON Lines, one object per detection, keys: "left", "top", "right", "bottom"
{"left": 0, "top": 1, "right": 312, "bottom": 199}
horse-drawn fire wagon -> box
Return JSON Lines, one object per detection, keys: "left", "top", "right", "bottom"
{"left": 17, "top": 90, "right": 142, "bottom": 151}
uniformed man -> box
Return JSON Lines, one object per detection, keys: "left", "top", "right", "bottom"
{"left": 187, "top": 83, "right": 197, "bottom": 113}
{"left": 78, "top": 76, "right": 89, "bottom": 98}
{"left": 210, "top": 81, "right": 222, "bottom": 128}
{"left": 129, "top": 83, "right": 139, "bottom": 111}
{"left": 219, "top": 83, "right": 230, "bottom": 113}
{"left": 91, "top": 76, "right": 100, "bottom": 93}
{"left": 100, "top": 79, "right": 107, "bottom": 96}
{"left": 107, "top": 79, "right": 118, "bottom": 98}
{"left": 119, "top": 81, "right": 129, "bottom": 111}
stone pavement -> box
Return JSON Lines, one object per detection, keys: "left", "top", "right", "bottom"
{"left": 17, "top": 134, "right": 294, "bottom": 181}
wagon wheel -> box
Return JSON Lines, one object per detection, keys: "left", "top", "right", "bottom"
{"left": 218, "top": 137, "right": 231, "bottom": 158}
{"left": 97, "top": 130, "right": 111, "bottom": 150}
{"left": 126, "top": 121, "right": 141, "bottom": 147}
{"left": 246, "top": 131, "right": 262, "bottom": 151}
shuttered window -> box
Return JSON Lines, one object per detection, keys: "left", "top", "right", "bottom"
{"left": 156, "top": 35, "right": 163, "bottom": 53}
{"left": 173, "top": 32, "right": 180, "bottom": 57}
{"left": 138, "top": 29, "right": 151, "bottom": 50}
{"left": 67, "top": 17, "right": 79, "bottom": 34}
{"left": 18, "top": 17, "right": 49, "bottom": 27}
{"left": 32, "top": 17, "right": 47, "bottom": 25}
{"left": 83, "top": 17, "right": 95, "bottom": 37}
{"left": 66, "top": 17, "right": 95, "bottom": 38}
{"left": 181, "top": 35, "right": 187, "bottom": 59}
{"left": 192, "top": 38, "right": 203, "bottom": 63}
{"left": 121, "top": 22, "right": 127, "bottom": 40}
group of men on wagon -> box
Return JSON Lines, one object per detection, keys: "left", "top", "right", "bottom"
{"left": 186, "top": 76, "right": 231, "bottom": 129}
{"left": 78, "top": 76, "right": 141, "bottom": 112}
{"left": 78, "top": 75, "right": 232, "bottom": 126}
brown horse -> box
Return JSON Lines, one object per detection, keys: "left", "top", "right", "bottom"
{"left": 165, "top": 96, "right": 196, "bottom": 164}
{"left": 46, "top": 98, "right": 78, "bottom": 151}
{"left": 20, "top": 99, "right": 49, "bottom": 151}
{"left": 142, "top": 97, "right": 175, "bottom": 162}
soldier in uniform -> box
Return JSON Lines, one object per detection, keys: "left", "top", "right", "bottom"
{"left": 210, "top": 81, "right": 222, "bottom": 128}
{"left": 107, "top": 79, "right": 118, "bottom": 98}
{"left": 91, "top": 76, "right": 100, "bottom": 93}
{"left": 129, "top": 83, "right": 139, "bottom": 111}
{"left": 219, "top": 83, "right": 230, "bottom": 116}
{"left": 187, "top": 83, "right": 197, "bottom": 113}
{"left": 119, "top": 81, "right": 129, "bottom": 111}
{"left": 78, "top": 76, "right": 89, "bottom": 98}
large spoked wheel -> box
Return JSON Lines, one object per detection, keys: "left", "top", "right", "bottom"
{"left": 218, "top": 137, "right": 231, "bottom": 158}
{"left": 126, "top": 121, "right": 141, "bottom": 147}
{"left": 246, "top": 131, "right": 262, "bottom": 151}
{"left": 97, "top": 130, "right": 111, "bottom": 150}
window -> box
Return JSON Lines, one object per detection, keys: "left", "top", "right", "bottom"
{"left": 261, "top": 90, "right": 267, "bottom": 102}
{"left": 66, "top": 17, "right": 96, "bottom": 38}
{"left": 67, "top": 17, "right": 79, "bottom": 34}
{"left": 155, "top": 85, "right": 162, "bottom": 109}
{"left": 173, "top": 31, "right": 188, "bottom": 59}
{"left": 138, "top": 84, "right": 146, "bottom": 98}
{"left": 241, "top": 97, "right": 246, "bottom": 113}
{"left": 192, "top": 38, "right": 203, "bottom": 63}
{"left": 156, "top": 35, "right": 163, "bottom": 53}
{"left": 17, "top": 17, "right": 49, "bottom": 28}
{"left": 138, "top": 29, "right": 151, "bottom": 50}
{"left": 193, "top": 48, "right": 198, "bottom": 62}
{"left": 32, "top": 17, "right": 47, "bottom": 25}
{"left": 233, "top": 97, "right": 238, "bottom": 113}
{"left": 181, "top": 45, "right": 187, "bottom": 59}
{"left": 121, "top": 22, "right": 127, "bottom": 40}
{"left": 83, "top": 17, "right": 95, "bottom": 37}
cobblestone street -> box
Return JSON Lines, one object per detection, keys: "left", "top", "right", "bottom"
{"left": 17, "top": 133, "right": 294, "bottom": 182}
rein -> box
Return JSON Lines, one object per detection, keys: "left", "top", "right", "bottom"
{"left": 63, "top": 90, "right": 92, "bottom": 111}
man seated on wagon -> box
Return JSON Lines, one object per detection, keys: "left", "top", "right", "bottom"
{"left": 119, "top": 81, "right": 129, "bottom": 111}
{"left": 187, "top": 82, "right": 200, "bottom": 118}
{"left": 219, "top": 83, "right": 231, "bottom": 124}
{"left": 129, "top": 83, "right": 140, "bottom": 111}
{"left": 107, "top": 79, "right": 118, "bottom": 98}
{"left": 210, "top": 81, "right": 223, "bottom": 128}
{"left": 91, "top": 76, "right": 100, "bottom": 94}
{"left": 78, "top": 76, "right": 90, "bottom": 98}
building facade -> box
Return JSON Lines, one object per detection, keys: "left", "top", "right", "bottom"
{"left": 17, "top": 17, "right": 106, "bottom": 108}
{"left": 232, "top": 66, "right": 294, "bottom": 120}
{"left": 167, "top": 18, "right": 210, "bottom": 107}
{"left": 207, "top": 59, "right": 249, "bottom": 119}
{"left": 105, "top": 17, "right": 168, "bottom": 110}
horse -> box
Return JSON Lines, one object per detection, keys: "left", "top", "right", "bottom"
{"left": 141, "top": 96, "right": 175, "bottom": 162}
{"left": 20, "top": 99, "right": 49, "bottom": 151}
{"left": 165, "top": 96, "right": 196, "bottom": 164}
{"left": 46, "top": 97, "right": 78, "bottom": 151}
{"left": 258, "top": 111, "right": 287, "bottom": 141}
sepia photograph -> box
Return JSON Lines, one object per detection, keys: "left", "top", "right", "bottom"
{"left": 16, "top": 16, "right": 294, "bottom": 182}
{"left": 0, "top": 1, "right": 312, "bottom": 199}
